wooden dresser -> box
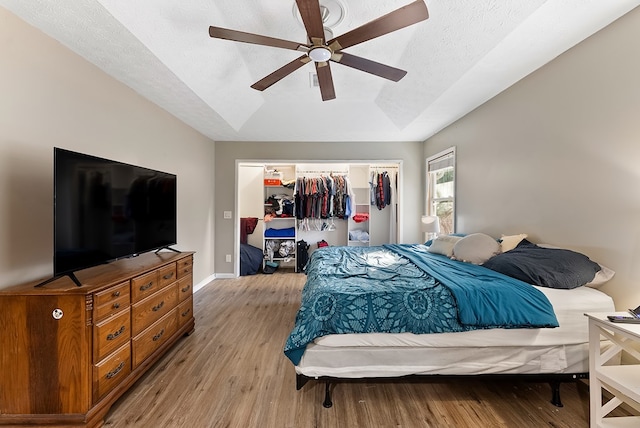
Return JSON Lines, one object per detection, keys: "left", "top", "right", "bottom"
{"left": 0, "top": 251, "right": 195, "bottom": 427}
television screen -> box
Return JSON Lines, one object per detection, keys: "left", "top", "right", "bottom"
{"left": 54, "top": 148, "right": 177, "bottom": 276}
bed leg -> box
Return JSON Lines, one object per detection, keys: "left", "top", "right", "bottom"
{"left": 549, "top": 381, "right": 563, "bottom": 407}
{"left": 296, "top": 374, "right": 310, "bottom": 390}
{"left": 323, "top": 381, "right": 333, "bottom": 408}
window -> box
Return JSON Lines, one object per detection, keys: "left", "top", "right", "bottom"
{"left": 426, "top": 147, "right": 455, "bottom": 235}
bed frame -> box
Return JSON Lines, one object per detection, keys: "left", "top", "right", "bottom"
{"left": 295, "top": 372, "right": 589, "bottom": 408}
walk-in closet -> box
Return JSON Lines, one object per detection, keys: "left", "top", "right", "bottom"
{"left": 237, "top": 161, "right": 402, "bottom": 275}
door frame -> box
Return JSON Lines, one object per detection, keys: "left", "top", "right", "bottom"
{"left": 234, "top": 159, "right": 403, "bottom": 277}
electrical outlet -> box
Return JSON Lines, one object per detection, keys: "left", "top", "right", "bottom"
{"left": 225, "top": 254, "right": 232, "bottom": 263}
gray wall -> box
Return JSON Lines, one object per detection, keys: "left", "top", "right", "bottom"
{"left": 424, "top": 7, "right": 640, "bottom": 308}
{"left": 214, "top": 142, "right": 423, "bottom": 274}
{"left": 0, "top": 8, "right": 216, "bottom": 289}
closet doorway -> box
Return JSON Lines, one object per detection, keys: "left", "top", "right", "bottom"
{"left": 236, "top": 161, "right": 402, "bottom": 277}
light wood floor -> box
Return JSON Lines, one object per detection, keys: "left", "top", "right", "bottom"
{"left": 104, "top": 271, "right": 596, "bottom": 428}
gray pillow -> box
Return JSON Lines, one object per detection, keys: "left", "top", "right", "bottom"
{"left": 482, "top": 239, "right": 600, "bottom": 289}
{"left": 453, "top": 233, "right": 501, "bottom": 265}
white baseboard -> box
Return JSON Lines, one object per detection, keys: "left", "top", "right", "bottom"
{"left": 193, "top": 273, "right": 239, "bottom": 293}
{"left": 193, "top": 274, "right": 216, "bottom": 293}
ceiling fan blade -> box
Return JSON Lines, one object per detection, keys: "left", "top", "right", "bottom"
{"left": 251, "top": 55, "right": 311, "bottom": 91}
{"left": 334, "top": 53, "right": 407, "bottom": 82}
{"left": 209, "top": 26, "right": 305, "bottom": 51}
{"left": 315, "top": 61, "right": 336, "bottom": 101}
{"left": 328, "top": 0, "right": 428, "bottom": 51}
{"left": 295, "top": 0, "right": 326, "bottom": 43}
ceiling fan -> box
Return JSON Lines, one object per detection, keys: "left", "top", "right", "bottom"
{"left": 208, "top": 0, "right": 429, "bottom": 101}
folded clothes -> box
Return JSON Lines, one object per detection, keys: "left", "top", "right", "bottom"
{"left": 352, "top": 213, "right": 369, "bottom": 223}
{"left": 349, "top": 229, "right": 370, "bottom": 242}
{"left": 264, "top": 227, "right": 296, "bottom": 238}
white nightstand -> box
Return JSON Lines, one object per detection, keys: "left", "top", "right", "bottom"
{"left": 585, "top": 312, "right": 640, "bottom": 427}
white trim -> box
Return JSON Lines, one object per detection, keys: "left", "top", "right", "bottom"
{"left": 425, "top": 146, "right": 456, "bottom": 232}
{"left": 193, "top": 273, "right": 216, "bottom": 293}
{"left": 235, "top": 159, "right": 405, "bottom": 276}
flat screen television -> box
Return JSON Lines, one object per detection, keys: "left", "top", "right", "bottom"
{"left": 52, "top": 148, "right": 177, "bottom": 282}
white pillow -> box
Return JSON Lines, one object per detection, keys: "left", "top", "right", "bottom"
{"left": 427, "top": 235, "right": 463, "bottom": 258}
{"left": 453, "top": 233, "right": 501, "bottom": 265}
{"left": 585, "top": 264, "right": 616, "bottom": 288}
{"left": 500, "top": 233, "right": 528, "bottom": 252}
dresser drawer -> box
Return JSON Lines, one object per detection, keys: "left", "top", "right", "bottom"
{"left": 158, "top": 263, "right": 177, "bottom": 288}
{"left": 94, "top": 281, "right": 130, "bottom": 308}
{"left": 132, "top": 284, "right": 179, "bottom": 336}
{"left": 94, "top": 289, "right": 130, "bottom": 323}
{"left": 176, "top": 256, "right": 193, "bottom": 279}
{"left": 93, "top": 342, "right": 131, "bottom": 401}
{"left": 177, "top": 277, "right": 192, "bottom": 303}
{"left": 132, "top": 310, "right": 178, "bottom": 368}
{"left": 131, "top": 270, "right": 159, "bottom": 303}
{"left": 177, "top": 296, "right": 193, "bottom": 329}
{"left": 94, "top": 308, "right": 131, "bottom": 362}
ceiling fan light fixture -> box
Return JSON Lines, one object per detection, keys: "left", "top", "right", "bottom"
{"left": 308, "top": 46, "right": 332, "bottom": 62}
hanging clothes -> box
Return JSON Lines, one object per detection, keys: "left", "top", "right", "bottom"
{"left": 370, "top": 170, "right": 393, "bottom": 211}
{"left": 377, "top": 172, "right": 385, "bottom": 209}
{"left": 240, "top": 217, "right": 259, "bottom": 244}
{"left": 383, "top": 172, "right": 391, "bottom": 207}
{"left": 344, "top": 175, "right": 355, "bottom": 218}
{"left": 295, "top": 174, "right": 350, "bottom": 220}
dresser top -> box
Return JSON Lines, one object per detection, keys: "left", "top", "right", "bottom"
{"left": 0, "top": 251, "right": 194, "bottom": 296}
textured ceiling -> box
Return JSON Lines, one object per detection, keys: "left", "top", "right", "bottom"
{"left": 2, "top": 0, "right": 639, "bottom": 142}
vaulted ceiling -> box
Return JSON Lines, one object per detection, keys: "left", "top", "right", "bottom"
{"left": 2, "top": 0, "right": 639, "bottom": 142}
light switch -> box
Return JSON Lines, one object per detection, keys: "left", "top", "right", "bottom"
{"left": 223, "top": 211, "right": 232, "bottom": 219}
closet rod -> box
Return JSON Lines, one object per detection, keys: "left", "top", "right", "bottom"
{"left": 296, "top": 171, "right": 349, "bottom": 175}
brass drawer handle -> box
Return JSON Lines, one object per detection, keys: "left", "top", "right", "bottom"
{"left": 112, "top": 291, "right": 120, "bottom": 297}
{"left": 162, "top": 272, "right": 174, "bottom": 280}
{"left": 181, "top": 308, "right": 191, "bottom": 317}
{"left": 152, "top": 329, "right": 165, "bottom": 342}
{"left": 107, "top": 325, "right": 125, "bottom": 341}
{"left": 140, "top": 282, "right": 153, "bottom": 291}
{"left": 112, "top": 302, "right": 120, "bottom": 309}
{"left": 106, "top": 361, "right": 125, "bottom": 379}
{"left": 152, "top": 301, "right": 165, "bottom": 312}
{"left": 181, "top": 285, "right": 191, "bottom": 293}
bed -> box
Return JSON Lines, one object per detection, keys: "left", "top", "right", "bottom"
{"left": 284, "top": 235, "right": 615, "bottom": 407}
